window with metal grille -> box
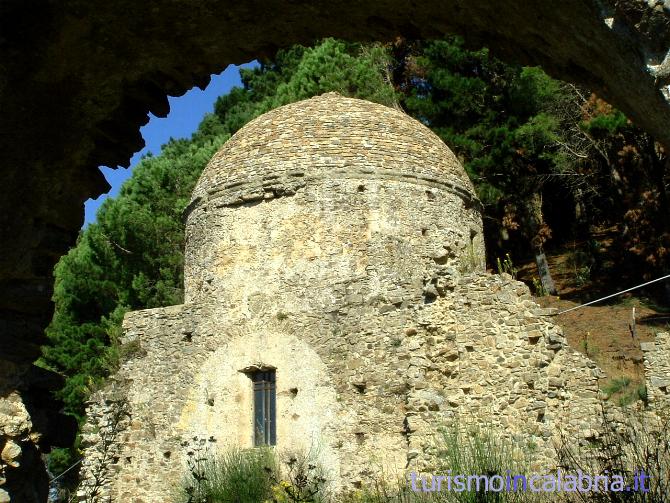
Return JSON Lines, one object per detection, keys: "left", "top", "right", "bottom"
{"left": 251, "top": 370, "right": 276, "bottom": 446}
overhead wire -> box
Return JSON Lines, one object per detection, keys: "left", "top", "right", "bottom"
{"left": 549, "top": 273, "right": 670, "bottom": 316}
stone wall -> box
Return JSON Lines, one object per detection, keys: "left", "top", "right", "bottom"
{"left": 641, "top": 331, "right": 670, "bottom": 413}
{"left": 184, "top": 94, "right": 484, "bottom": 306}
{"left": 0, "top": 363, "right": 43, "bottom": 503}
{"left": 79, "top": 95, "right": 606, "bottom": 501}
{"left": 79, "top": 271, "right": 605, "bottom": 502}
{"left": 0, "top": 362, "right": 75, "bottom": 503}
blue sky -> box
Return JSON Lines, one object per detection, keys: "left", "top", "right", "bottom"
{"left": 84, "top": 61, "right": 258, "bottom": 225}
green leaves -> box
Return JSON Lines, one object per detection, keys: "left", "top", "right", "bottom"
{"left": 271, "top": 39, "right": 397, "bottom": 108}
{"left": 581, "top": 110, "right": 628, "bottom": 137}
{"left": 42, "top": 122, "right": 226, "bottom": 420}
{"left": 400, "top": 37, "right": 575, "bottom": 261}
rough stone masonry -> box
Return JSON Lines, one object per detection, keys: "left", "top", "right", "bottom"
{"left": 5, "top": 2, "right": 670, "bottom": 500}
{"left": 79, "top": 93, "right": 620, "bottom": 501}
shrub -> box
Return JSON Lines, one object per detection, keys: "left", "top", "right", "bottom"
{"left": 178, "top": 442, "right": 278, "bottom": 503}
{"left": 635, "top": 385, "right": 648, "bottom": 405}
{"left": 603, "top": 378, "right": 631, "bottom": 397}
{"left": 496, "top": 254, "right": 517, "bottom": 279}
{"left": 432, "top": 424, "right": 542, "bottom": 502}
{"left": 177, "top": 443, "right": 331, "bottom": 503}
{"left": 602, "top": 378, "right": 648, "bottom": 407}
{"left": 268, "top": 451, "right": 329, "bottom": 503}
{"left": 117, "top": 338, "right": 146, "bottom": 362}
{"left": 342, "top": 424, "right": 546, "bottom": 503}
{"left": 531, "top": 277, "right": 547, "bottom": 297}
{"left": 555, "top": 405, "right": 670, "bottom": 502}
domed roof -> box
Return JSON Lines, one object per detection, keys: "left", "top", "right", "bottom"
{"left": 188, "top": 92, "right": 478, "bottom": 211}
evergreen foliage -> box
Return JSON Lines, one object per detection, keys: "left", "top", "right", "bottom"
{"left": 400, "top": 39, "right": 572, "bottom": 256}
{"left": 397, "top": 38, "right": 667, "bottom": 285}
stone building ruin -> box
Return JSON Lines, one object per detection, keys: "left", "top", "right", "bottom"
{"left": 80, "top": 93, "right": 610, "bottom": 501}
{"left": 6, "top": 2, "right": 670, "bottom": 500}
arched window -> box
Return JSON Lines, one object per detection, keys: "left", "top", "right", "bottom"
{"left": 251, "top": 369, "right": 276, "bottom": 446}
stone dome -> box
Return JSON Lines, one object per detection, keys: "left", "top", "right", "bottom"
{"left": 183, "top": 92, "right": 484, "bottom": 306}
{"left": 188, "top": 92, "right": 478, "bottom": 208}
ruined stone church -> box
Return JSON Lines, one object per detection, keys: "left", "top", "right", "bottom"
{"left": 80, "top": 92, "right": 609, "bottom": 501}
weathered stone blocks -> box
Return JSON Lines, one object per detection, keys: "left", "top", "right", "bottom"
{"left": 80, "top": 94, "right": 606, "bottom": 502}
